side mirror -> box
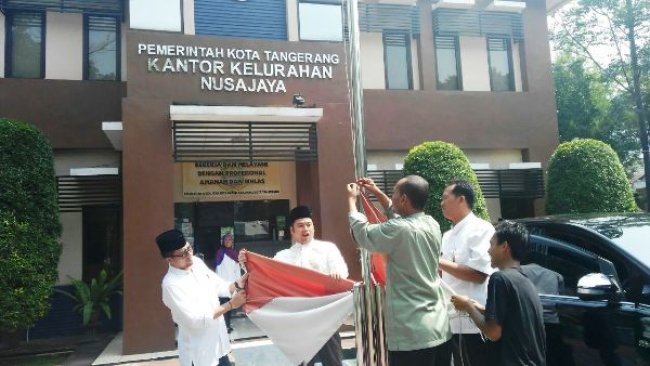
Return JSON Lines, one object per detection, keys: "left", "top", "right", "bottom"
{"left": 577, "top": 273, "right": 622, "bottom": 302}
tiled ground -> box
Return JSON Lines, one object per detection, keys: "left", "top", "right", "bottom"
{"left": 94, "top": 314, "right": 357, "bottom": 366}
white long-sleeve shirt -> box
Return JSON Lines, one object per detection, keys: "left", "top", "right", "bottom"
{"left": 161, "top": 256, "right": 232, "bottom": 366}
{"left": 274, "top": 239, "right": 349, "bottom": 278}
{"left": 441, "top": 212, "right": 494, "bottom": 334}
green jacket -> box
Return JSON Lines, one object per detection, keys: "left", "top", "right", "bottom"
{"left": 349, "top": 207, "right": 451, "bottom": 351}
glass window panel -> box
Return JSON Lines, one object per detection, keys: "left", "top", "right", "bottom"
{"left": 299, "top": 3, "right": 343, "bottom": 41}
{"left": 9, "top": 13, "right": 43, "bottom": 78}
{"left": 384, "top": 32, "right": 411, "bottom": 90}
{"left": 435, "top": 36, "right": 461, "bottom": 91}
{"left": 488, "top": 37, "right": 514, "bottom": 91}
{"left": 87, "top": 16, "right": 119, "bottom": 81}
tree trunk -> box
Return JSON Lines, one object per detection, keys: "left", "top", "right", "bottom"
{"left": 626, "top": 0, "right": 650, "bottom": 211}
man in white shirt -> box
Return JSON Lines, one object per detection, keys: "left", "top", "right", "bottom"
{"left": 240, "top": 205, "right": 349, "bottom": 366}
{"left": 156, "top": 229, "right": 247, "bottom": 366}
{"left": 439, "top": 180, "right": 494, "bottom": 366}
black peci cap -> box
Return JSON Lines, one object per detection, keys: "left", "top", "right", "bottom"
{"left": 287, "top": 205, "right": 312, "bottom": 227}
{"left": 155, "top": 229, "right": 186, "bottom": 257}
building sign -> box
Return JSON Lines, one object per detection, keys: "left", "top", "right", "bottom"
{"left": 138, "top": 43, "right": 341, "bottom": 93}
{"left": 182, "top": 161, "right": 281, "bottom": 197}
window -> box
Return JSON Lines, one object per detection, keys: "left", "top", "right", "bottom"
{"left": 5, "top": 12, "right": 45, "bottom": 78}
{"left": 435, "top": 36, "right": 462, "bottom": 90}
{"left": 383, "top": 31, "right": 412, "bottom": 90}
{"left": 487, "top": 37, "right": 514, "bottom": 91}
{"left": 526, "top": 236, "right": 600, "bottom": 296}
{"left": 85, "top": 16, "right": 120, "bottom": 81}
{"left": 298, "top": 0, "right": 343, "bottom": 41}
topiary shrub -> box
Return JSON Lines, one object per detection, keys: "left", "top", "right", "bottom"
{"left": 403, "top": 141, "right": 490, "bottom": 232}
{"left": 546, "top": 138, "right": 639, "bottom": 214}
{"left": 0, "top": 118, "right": 61, "bottom": 334}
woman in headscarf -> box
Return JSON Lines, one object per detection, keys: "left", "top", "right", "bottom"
{"left": 214, "top": 233, "right": 240, "bottom": 333}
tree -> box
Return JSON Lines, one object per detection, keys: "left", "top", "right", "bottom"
{"left": 403, "top": 141, "right": 489, "bottom": 232}
{"left": 551, "top": 0, "right": 650, "bottom": 209}
{"left": 553, "top": 54, "right": 640, "bottom": 172}
{"left": 546, "top": 138, "right": 639, "bottom": 214}
{"left": 0, "top": 118, "right": 61, "bottom": 335}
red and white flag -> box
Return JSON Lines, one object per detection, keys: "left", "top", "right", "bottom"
{"left": 243, "top": 252, "right": 355, "bottom": 364}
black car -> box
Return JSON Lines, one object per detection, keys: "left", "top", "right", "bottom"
{"left": 516, "top": 213, "right": 650, "bottom": 366}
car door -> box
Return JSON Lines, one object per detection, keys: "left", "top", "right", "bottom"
{"left": 525, "top": 234, "right": 650, "bottom": 366}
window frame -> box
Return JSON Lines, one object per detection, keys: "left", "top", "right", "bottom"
{"left": 297, "top": 0, "right": 343, "bottom": 42}
{"left": 382, "top": 30, "right": 413, "bottom": 90}
{"left": 486, "top": 36, "right": 515, "bottom": 92}
{"left": 5, "top": 11, "right": 46, "bottom": 79}
{"left": 83, "top": 14, "right": 121, "bottom": 81}
{"left": 434, "top": 34, "right": 462, "bottom": 91}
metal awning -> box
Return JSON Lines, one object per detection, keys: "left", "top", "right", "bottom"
{"left": 170, "top": 105, "right": 324, "bottom": 162}
{"left": 57, "top": 174, "right": 122, "bottom": 212}
{"left": 367, "top": 168, "right": 545, "bottom": 199}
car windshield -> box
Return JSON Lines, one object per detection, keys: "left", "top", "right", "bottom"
{"left": 574, "top": 214, "right": 650, "bottom": 267}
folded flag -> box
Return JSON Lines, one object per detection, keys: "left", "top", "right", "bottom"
{"left": 243, "top": 252, "right": 355, "bottom": 365}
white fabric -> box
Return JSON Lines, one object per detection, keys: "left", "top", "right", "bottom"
{"left": 441, "top": 212, "right": 495, "bottom": 334}
{"left": 274, "top": 239, "right": 349, "bottom": 278}
{"left": 247, "top": 292, "right": 354, "bottom": 365}
{"left": 161, "top": 256, "right": 232, "bottom": 366}
{"left": 216, "top": 254, "right": 241, "bottom": 284}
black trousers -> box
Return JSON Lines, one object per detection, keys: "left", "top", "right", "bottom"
{"left": 451, "top": 334, "right": 490, "bottom": 366}
{"left": 218, "top": 297, "right": 232, "bottom": 330}
{"left": 304, "top": 333, "right": 343, "bottom": 366}
{"left": 388, "top": 339, "right": 452, "bottom": 366}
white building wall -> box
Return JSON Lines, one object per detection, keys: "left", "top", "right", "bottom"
{"left": 0, "top": 14, "right": 5, "bottom": 78}
{"left": 46, "top": 12, "right": 83, "bottom": 80}
{"left": 286, "top": 0, "right": 299, "bottom": 41}
{"left": 464, "top": 149, "right": 522, "bottom": 169}
{"left": 54, "top": 150, "right": 120, "bottom": 176}
{"left": 411, "top": 38, "right": 420, "bottom": 90}
{"left": 369, "top": 149, "right": 523, "bottom": 171}
{"left": 360, "top": 32, "right": 385, "bottom": 89}
{"left": 58, "top": 212, "right": 83, "bottom": 285}
{"left": 184, "top": 0, "right": 196, "bottom": 35}
{"left": 512, "top": 39, "right": 522, "bottom": 91}
{"left": 459, "top": 36, "right": 490, "bottom": 91}
{"left": 129, "top": 0, "right": 182, "bottom": 32}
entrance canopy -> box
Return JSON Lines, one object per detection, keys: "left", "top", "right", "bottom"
{"left": 170, "top": 105, "right": 323, "bottom": 162}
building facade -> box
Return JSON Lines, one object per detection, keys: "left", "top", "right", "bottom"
{"left": 0, "top": 0, "right": 565, "bottom": 354}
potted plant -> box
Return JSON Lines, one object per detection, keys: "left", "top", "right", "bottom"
{"left": 56, "top": 269, "right": 123, "bottom": 335}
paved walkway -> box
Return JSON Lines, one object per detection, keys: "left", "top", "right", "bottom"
{"left": 92, "top": 315, "right": 357, "bottom": 366}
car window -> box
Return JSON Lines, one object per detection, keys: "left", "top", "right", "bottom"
{"left": 526, "top": 235, "right": 600, "bottom": 296}
{"left": 529, "top": 226, "right": 631, "bottom": 286}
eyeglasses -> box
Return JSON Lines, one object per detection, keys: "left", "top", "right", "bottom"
{"left": 171, "top": 245, "right": 193, "bottom": 258}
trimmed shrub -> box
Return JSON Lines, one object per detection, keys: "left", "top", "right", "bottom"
{"left": 403, "top": 141, "right": 490, "bottom": 232}
{"left": 546, "top": 138, "right": 639, "bottom": 214}
{"left": 0, "top": 118, "right": 61, "bottom": 333}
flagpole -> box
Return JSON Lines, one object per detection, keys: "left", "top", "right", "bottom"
{"left": 344, "top": 1, "right": 387, "bottom": 365}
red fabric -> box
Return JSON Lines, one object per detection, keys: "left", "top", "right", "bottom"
{"left": 360, "top": 193, "right": 388, "bottom": 286}
{"left": 243, "top": 252, "right": 355, "bottom": 313}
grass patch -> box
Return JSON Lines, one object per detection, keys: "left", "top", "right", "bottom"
{"left": 1, "top": 351, "right": 71, "bottom": 366}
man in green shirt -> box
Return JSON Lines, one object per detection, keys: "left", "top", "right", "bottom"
{"left": 347, "top": 175, "right": 452, "bottom": 366}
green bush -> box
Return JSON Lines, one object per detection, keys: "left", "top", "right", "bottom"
{"left": 0, "top": 118, "right": 61, "bottom": 332}
{"left": 403, "top": 141, "right": 490, "bottom": 232}
{"left": 546, "top": 138, "right": 639, "bottom": 214}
